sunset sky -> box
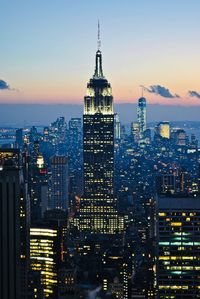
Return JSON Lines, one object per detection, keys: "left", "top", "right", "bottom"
{"left": 1, "top": 0, "right": 200, "bottom": 105}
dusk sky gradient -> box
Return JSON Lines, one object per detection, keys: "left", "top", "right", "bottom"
{"left": 1, "top": 0, "right": 200, "bottom": 105}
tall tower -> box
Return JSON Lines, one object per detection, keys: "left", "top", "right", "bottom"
{"left": 79, "top": 24, "right": 118, "bottom": 234}
{"left": 137, "top": 97, "right": 147, "bottom": 138}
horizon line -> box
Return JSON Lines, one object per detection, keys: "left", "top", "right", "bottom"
{"left": 0, "top": 102, "right": 200, "bottom": 107}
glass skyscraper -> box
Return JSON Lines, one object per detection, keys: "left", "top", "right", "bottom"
{"left": 137, "top": 97, "right": 147, "bottom": 138}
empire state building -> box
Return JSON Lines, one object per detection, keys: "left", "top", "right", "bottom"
{"left": 79, "top": 26, "right": 119, "bottom": 234}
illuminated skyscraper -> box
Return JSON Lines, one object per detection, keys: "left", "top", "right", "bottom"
{"left": 137, "top": 97, "right": 147, "bottom": 138}
{"left": 156, "top": 196, "right": 200, "bottom": 298}
{"left": 79, "top": 24, "right": 118, "bottom": 234}
{"left": 30, "top": 224, "right": 63, "bottom": 299}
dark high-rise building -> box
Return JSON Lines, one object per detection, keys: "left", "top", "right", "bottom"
{"left": 79, "top": 28, "right": 119, "bottom": 234}
{"left": 156, "top": 174, "right": 176, "bottom": 194}
{"left": 156, "top": 196, "right": 200, "bottom": 298}
{"left": 30, "top": 152, "right": 48, "bottom": 223}
{"left": 137, "top": 97, "right": 147, "bottom": 138}
{"left": 50, "top": 156, "right": 68, "bottom": 211}
{"left": 15, "top": 128, "right": 23, "bottom": 149}
{"left": 0, "top": 149, "right": 30, "bottom": 299}
{"left": 20, "top": 151, "right": 30, "bottom": 299}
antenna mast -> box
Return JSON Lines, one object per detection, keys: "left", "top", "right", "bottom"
{"left": 97, "top": 20, "right": 101, "bottom": 51}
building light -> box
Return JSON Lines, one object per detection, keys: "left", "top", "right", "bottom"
{"left": 170, "top": 222, "right": 182, "bottom": 226}
{"left": 159, "top": 212, "right": 166, "bottom": 216}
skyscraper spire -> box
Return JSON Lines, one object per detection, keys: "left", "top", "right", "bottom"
{"left": 94, "top": 21, "right": 104, "bottom": 78}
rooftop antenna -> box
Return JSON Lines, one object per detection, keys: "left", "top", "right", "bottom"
{"left": 97, "top": 20, "right": 101, "bottom": 51}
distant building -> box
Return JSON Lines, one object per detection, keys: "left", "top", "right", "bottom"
{"left": 171, "top": 129, "right": 188, "bottom": 146}
{"left": 156, "top": 196, "right": 200, "bottom": 298}
{"left": 50, "top": 117, "right": 67, "bottom": 147}
{"left": 43, "top": 127, "right": 49, "bottom": 140}
{"left": 50, "top": 156, "right": 69, "bottom": 211}
{"left": 131, "top": 122, "right": 140, "bottom": 144}
{"left": 29, "top": 126, "right": 38, "bottom": 142}
{"left": 16, "top": 128, "right": 23, "bottom": 148}
{"left": 69, "top": 117, "right": 81, "bottom": 132}
{"left": 120, "top": 125, "right": 126, "bottom": 142}
{"left": 137, "top": 97, "right": 147, "bottom": 138}
{"left": 67, "top": 117, "right": 82, "bottom": 171}
{"left": 190, "top": 133, "right": 198, "bottom": 149}
{"left": 143, "top": 128, "right": 151, "bottom": 144}
{"left": 114, "top": 113, "right": 121, "bottom": 140}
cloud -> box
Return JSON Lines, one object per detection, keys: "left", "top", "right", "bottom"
{"left": 142, "top": 85, "right": 180, "bottom": 98}
{"left": 0, "top": 79, "right": 10, "bottom": 90}
{"left": 0, "top": 79, "right": 19, "bottom": 92}
{"left": 188, "top": 90, "right": 200, "bottom": 99}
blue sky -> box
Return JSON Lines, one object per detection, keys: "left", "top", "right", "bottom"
{"left": 1, "top": 0, "right": 200, "bottom": 104}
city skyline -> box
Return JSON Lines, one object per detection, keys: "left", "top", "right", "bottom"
{"left": 1, "top": 0, "right": 200, "bottom": 106}
{"left": 1, "top": 3, "right": 200, "bottom": 298}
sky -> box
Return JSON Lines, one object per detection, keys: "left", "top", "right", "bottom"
{"left": 1, "top": 0, "right": 200, "bottom": 106}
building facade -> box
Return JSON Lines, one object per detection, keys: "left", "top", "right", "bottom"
{"left": 156, "top": 196, "right": 200, "bottom": 298}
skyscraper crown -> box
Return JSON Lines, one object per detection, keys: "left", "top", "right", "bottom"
{"left": 84, "top": 22, "right": 113, "bottom": 115}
